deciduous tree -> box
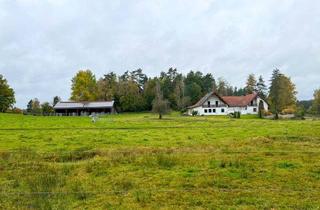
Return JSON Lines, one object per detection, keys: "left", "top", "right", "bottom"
{"left": 0, "top": 74, "right": 15, "bottom": 112}
{"left": 216, "top": 78, "right": 229, "bottom": 96}
{"left": 27, "top": 98, "right": 41, "bottom": 115}
{"left": 268, "top": 69, "right": 297, "bottom": 119}
{"left": 41, "top": 102, "right": 54, "bottom": 115}
{"left": 152, "top": 82, "right": 169, "bottom": 119}
{"left": 312, "top": 89, "right": 320, "bottom": 115}
{"left": 70, "top": 70, "right": 97, "bottom": 101}
{"left": 97, "top": 72, "right": 117, "bottom": 101}
{"left": 116, "top": 80, "right": 145, "bottom": 112}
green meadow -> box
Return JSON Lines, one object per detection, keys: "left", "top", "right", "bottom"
{"left": 0, "top": 113, "right": 319, "bottom": 209}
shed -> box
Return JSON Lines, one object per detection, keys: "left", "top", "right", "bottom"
{"left": 54, "top": 101, "right": 116, "bottom": 116}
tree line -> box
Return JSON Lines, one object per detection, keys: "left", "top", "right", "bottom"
{"left": 69, "top": 68, "right": 270, "bottom": 113}
{"left": 0, "top": 69, "right": 319, "bottom": 117}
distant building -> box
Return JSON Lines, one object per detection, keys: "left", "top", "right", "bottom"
{"left": 54, "top": 101, "right": 116, "bottom": 116}
{"left": 187, "top": 92, "right": 268, "bottom": 116}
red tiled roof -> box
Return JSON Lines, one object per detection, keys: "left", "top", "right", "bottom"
{"left": 222, "top": 93, "right": 258, "bottom": 107}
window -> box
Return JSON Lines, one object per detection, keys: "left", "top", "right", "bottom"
{"left": 204, "top": 109, "right": 207, "bottom": 113}
{"left": 215, "top": 101, "right": 219, "bottom": 106}
{"left": 209, "top": 109, "right": 212, "bottom": 113}
{"left": 213, "top": 109, "right": 216, "bottom": 113}
{"left": 221, "top": 108, "right": 225, "bottom": 113}
{"left": 207, "top": 101, "right": 210, "bottom": 107}
{"left": 253, "top": 108, "right": 257, "bottom": 112}
{"left": 251, "top": 101, "right": 254, "bottom": 106}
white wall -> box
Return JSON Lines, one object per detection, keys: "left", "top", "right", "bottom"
{"left": 257, "top": 97, "right": 269, "bottom": 111}
{"left": 205, "top": 95, "right": 226, "bottom": 107}
{"left": 192, "top": 106, "right": 228, "bottom": 115}
{"left": 188, "top": 96, "right": 269, "bottom": 116}
{"left": 189, "top": 95, "right": 228, "bottom": 116}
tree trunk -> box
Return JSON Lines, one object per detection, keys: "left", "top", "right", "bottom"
{"left": 159, "top": 113, "right": 162, "bottom": 119}
{"left": 275, "top": 112, "right": 279, "bottom": 120}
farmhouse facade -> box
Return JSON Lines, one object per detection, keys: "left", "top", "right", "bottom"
{"left": 54, "top": 101, "right": 116, "bottom": 116}
{"left": 187, "top": 92, "right": 268, "bottom": 116}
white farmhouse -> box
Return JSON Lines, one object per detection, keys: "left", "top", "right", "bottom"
{"left": 187, "top": 92, "right": 269, "bottom": 116}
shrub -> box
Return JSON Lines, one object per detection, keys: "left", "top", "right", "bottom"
{"left": 263, "top": 110, "right": 273, "bottom": 116}
{"left": 295, "top": 106, "right": 305, "bottom": 118}
{"left": 192, "top": 110, "right": 198, "bottom": 116}
{"left": 6, "top": 107, "right": 23, "bottom": 114}
{"left": 180, "top": 108, "right": 187, "bottom": 114}
{"left": 233, "top": 111, "right": 241, "bottom": 118}
{"left": 281, "top": 108, "right": 295, "bottom": 115}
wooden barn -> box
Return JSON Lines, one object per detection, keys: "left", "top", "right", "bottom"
{"left": 54, "top": 101, "right": 116, "bottom": 116}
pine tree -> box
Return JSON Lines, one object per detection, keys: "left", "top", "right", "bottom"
{"left": 245, "top": 74, "right": 257, "bottom": 94}
{"left": 27, "top": 100, "right": 33, "bottom": 113}
{"left": 256, "top": 75, "right": 267, "bottom": 99}
{"left": 53, "top": 96, "right": 61, "bottom": 106}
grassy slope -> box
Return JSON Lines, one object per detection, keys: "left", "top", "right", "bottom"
{"left": 0, "top": 113, "right": 319, "bottom": 209}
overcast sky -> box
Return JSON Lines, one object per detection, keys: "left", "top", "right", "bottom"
{"left": 1, "top": 0, "right": 319, "bottom": 108}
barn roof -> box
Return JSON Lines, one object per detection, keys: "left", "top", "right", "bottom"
{"left": 188, "top": 92, "right": 258, "bottom": 108}
{"left": 222, "top": 93, "right": 258, "bottom": 107}
{"left": 54, "top": 101, "right": 114, "bottom": 109}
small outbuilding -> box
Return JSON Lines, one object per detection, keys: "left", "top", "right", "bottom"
{"left": 54, "top": 101, "right": 116, "bottom": 116}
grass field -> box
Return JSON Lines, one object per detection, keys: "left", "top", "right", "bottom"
{"left": 0, "top": 113, "right": 319, "bottom": 209}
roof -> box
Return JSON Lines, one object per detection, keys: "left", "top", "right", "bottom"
{"left": 188, "top": 92, "right": 228, "bottom": 108}
{"left": 188, "top": 92, "right": 259, "bottom": 108}
{"left": 54, "top": 101, "right": 114, "bottom": 109}
{"left": 222, "top": 93, "right": 258, "bottom": 107}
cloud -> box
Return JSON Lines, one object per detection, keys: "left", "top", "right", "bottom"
{"left": 0, "top": 0, "right": 319, "bottom": 107}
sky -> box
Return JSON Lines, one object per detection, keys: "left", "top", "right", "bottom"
{"left": 0, "top": 0, "right": 319, "bottom": 108}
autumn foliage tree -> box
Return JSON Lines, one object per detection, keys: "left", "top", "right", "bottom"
{"left": 70, "top": 70, "right": 97, "bottom": 101}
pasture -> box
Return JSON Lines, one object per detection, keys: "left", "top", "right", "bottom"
{"left": 0, "top": 113, "right": 319, "bottom": 209}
